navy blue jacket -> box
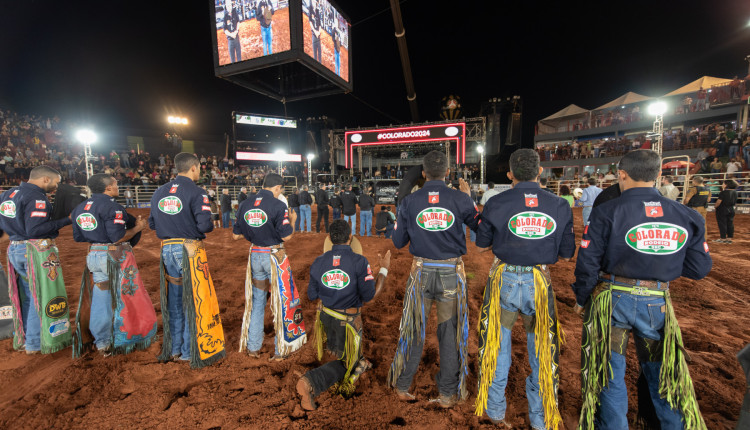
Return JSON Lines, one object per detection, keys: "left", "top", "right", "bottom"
{"left": 392, "top": 180, "right": 480, "bottom": 260}
{"left": 572, "top": 187, "right": 712, "bottom": 306}
{"left": 0, "top": 182, "right": 72, "bottom": 241}
{"left": 308, "top": 244, "right": 376, "bottom": 309}
{"left": 233, "top": 189, "right": 292, "bottom": 246}
{"left": 148, "top": 176, "right": 213, "bottom": 240}
{"left": 477, "top": 182, "right": 576, "bottom": 266}
{"left": 71, "top": 193, "right": 132, "bottom": 244}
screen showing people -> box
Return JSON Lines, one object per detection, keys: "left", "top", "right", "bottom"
{"left": 214, "top": 0, "right": 291, "bottom": 66}
{"left": 302, "top": 0, "right": 350, "bottom": 81}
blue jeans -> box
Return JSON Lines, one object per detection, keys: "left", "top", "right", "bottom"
{"left": 332, "top": 208, "right": 341, "bottom": 220}
{"left": 222, "top": 211, "right": 231, "bottom": 228}
{"left": 485, "top": 271, "right": 545, "bottom": 429}
{"left": 87, "top": 251, "right": 113, "bottom": 350}
{"left": 300, "top": 204, "right": 312, "bottom": 232}
{"left": 582, "top": 206, "right": 593, "bottom": 226}
{"left": 162, "top": 244, "right": 191, "bottom": 359}
{"left": 385, "top": 223, "right": 394, "bottom": 239}
{"left": 463, "top": 223, "right": 476, "bottom": 243}
{"left": 125, "top": 198, "right": 134, "bottom": 208}
{"left": 247, "top": 252, "right": 277, "bottom": 354}
{"left": 729, "top": 145, "right": 739, "bottom": 160}
{"left": 360, "top": 210, "right": 372, "bottom": 236}
{"left": 227, "top": 38, "right": 241, "bottom": 63}
{"left": 344, "top": 214, "right": 356, "bottom": 235}
{"left": 334, "top": 50, "right": 340, "bottom": 75}
{"left": 9, "top": 243, "right": 40, "bottom": 351}
{"left": 595, "top": 291, "right": 683, "bottom": 429}
{"left": 261, "top": 25, "right": 273, "bottom": 55}
{"left": 292, "top": 207, "right": 301, "bottom": 230}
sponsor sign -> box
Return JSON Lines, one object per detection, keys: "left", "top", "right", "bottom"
{"left": 244, "top": 209, "right": 268, "bottom": 227}
{"left": 137, "top": 202, "right": 151, "bottom": 209}
{"left": 321, "top": 269, "right": 350, "bottom": 290}
{"left": 416, "top": 208, "right": 455, "bottom": 231}
{"left": 0, "top": 200, "right": 16, "bottom": 218}
{"left": 508, "top": 211, "right": 557, "bottom": 239}
{"left": 625, "top": 223, "right": 688, "bottom": 255}
{"left": 76, "top": 213, "right": 98, "bottom": 231}
{"left": 158, "top": 196, "right": 183, "bottom": 214}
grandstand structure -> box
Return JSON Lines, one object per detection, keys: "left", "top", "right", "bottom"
{"left": 534, "top": 76, "right": 750, "bottom": 176}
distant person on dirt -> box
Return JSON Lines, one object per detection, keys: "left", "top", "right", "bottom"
{"left": 357, "top": 187, "right": 374, "bottom": 237}
{"left": 149, "top": 153, "right": 225, "bottom": 368}
{"left": 473, "top": 149, "right": 575, "bottom": 428}
{"left": 480, "top": 182, "right": 500, "bottom": 205}
{"left": 580, "top": 177, "right": 603, "bottom": 226}
{"left": 233, "top": 173, "right": 303, "bottom": 361}
{"left": 683, "top": 175, "right": 710, "bottom": 241}
{"left": 0, "top": 166, "right": 72, "bottom": 354}
{"left": 572, "top": 150, "right": 712, "bottom": 428}
{"left": 340, "top": 184, "right": 358, "bottom": 235}
{"left": 220, "top": 188, "right": 232, "bottom": 228}
{"left": 713, "top": 179, "right": 738, "bottom": 244}
{"left": 329, "top": 188, "right": 343, "bottom": 220}
{"left": 288, "top": 187, "right": 301, "bottom": 231}
{"left": 238, "top": 187, "right": 248, "bottom": 204}
{"left": 256, "top": 0, "right": 274, "bottom": 56}
{"left": 315, "top": 184, "right": 330, "bottom": 233}
{"left": 296, "top": 220, "right": 390, "bottom": 410}
{"left": 70, "top": 174, "right": 153, "bottom": 357}
{"left": 374, "top": 205, "right": 395, "bottom": 238}
{"left": 388, "top": 150, "right": 480, "bottom": 408}
{"left": 299, "top": 185, "right": 313, "bottom": 233}
{"left": 223, "top": 0, "right": 241, "bottom": 63}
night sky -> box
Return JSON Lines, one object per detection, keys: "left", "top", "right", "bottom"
{"left": 1, "top": 0, "right": 749, "bottom": 147}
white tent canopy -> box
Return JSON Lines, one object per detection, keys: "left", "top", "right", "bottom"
{"left": 663, "top": 76, "right": 733, "bottom": 97}
{"left": 594, "top": 92, "right": 652, "bottom": 110}
{"left": 541, "top": 104, "right": 589, "bottom": 121}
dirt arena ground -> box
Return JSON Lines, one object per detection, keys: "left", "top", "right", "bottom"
{"left": 216, "top": 8, "right": 291, "bottom": 66}
{"left": 0, "top": 207, "right": 747, "bottom": 429}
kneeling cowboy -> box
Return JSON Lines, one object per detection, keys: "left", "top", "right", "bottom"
{"left": 235, "top": 173, "right": 305, "bottom": 361}
{"left": 71, "top": 174, "right": 154, "bottom": 357}
{"left": 149, "top": 153, "right": 225, "bottom": 368}
{"left": 297, "top": 219, "right": 390, "bottom": 410}
{"left": 573, "top": 150, "right": 713, "bottom": 429}
{"left": 474, "top": 149, "right": 575, "bottom": 430}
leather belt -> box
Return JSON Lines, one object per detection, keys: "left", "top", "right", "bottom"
{"left": 9, "top": 240, "right": 26, "bottom": 246}
{"left": 251, "top": 245, "right": 284, "bottom": 253}
{"left": 91, "top": 243, "right": 124, "bottom": 251}
{"left": 504, "top": 264, "right": 547, "bottom": 273}
{"left": 162, "top": 238, "right": 201, "bottom": 246}
{"left": 599, "top": 272, "right": 669, "bottom": 291}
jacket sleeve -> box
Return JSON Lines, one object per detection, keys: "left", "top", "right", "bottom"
{"left": 681, "top": 212, "right": 712, "bottom": 280}
{"left": 307, "top": 262, "right": 320, "bottom": 301}
{"left": 192, "top": 191, "right": 214, "bottom": 234}
{"left": 391, "top": 199, "right": 410, "bottom": 249}
{"left": 571, "top": 207, "right": 611, "bottom": 306}
{"left": 24, "top": 198, "right": 71, "bottom": 238}
{"left": 460, "top": 193, "right": 480, "bottom": 231}
{"left": 558, "top": 202, "right": 576, "bottom": 259}
{"left": 104, "top": 205, "right": 127, "bottom": 243}
{"left": 475, "top": 201, "right": 494, "bottom": 248}
{"left": 358, "top": 257, "right": 376, "bottom": 304}
{"left": 274, "top": 204, "right": 293, "bottom": 239}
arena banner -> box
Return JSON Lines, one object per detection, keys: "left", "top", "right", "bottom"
{"left": 345, "top": 123, "right": 466, "bottom": 168}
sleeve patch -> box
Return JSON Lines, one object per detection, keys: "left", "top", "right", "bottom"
{"left": 703, "top": 242, "right": 709, "bottom": 253}
{"left": 30, "top": 211, "right": 47, "bottom": 218}
{"left": 282, "top": 219, "right": 290, "bottom": 225}
{"left": 113, "top": 219, "right": 126, "bottom": 225}
{"left": 202, "top": 205, "right": 211, "bottom": 211}
{"left": 365, "top": 275, "right": 375, "bottom": 281}
{"left": 581, "top": 239, "right": 590, "bottom": 248}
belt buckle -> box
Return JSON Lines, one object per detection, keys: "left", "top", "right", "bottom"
{"left": 631, "top": 286, "right": 649, "bottom": 296}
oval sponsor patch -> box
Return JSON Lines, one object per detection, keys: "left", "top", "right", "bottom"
{"left": 45, "top": 296, "right": 68, "bottom": 319}
{"left": 49, "top": 319, "right": 70, "bottom": 337}
{"left": 416, "top": 207, "right": 455, "bottom": 231}
{"left": 244, "top": 209, "right": 268, "bottom": 227}
{"left": 158, "top": 196, "right": 183, "bottom": 214}
{"left": 625, "top": 223, "right": 688, "bottom": 255}
{"left": 76, "top": 213, "right": 98, "bottom": 231}
{"left": 508, "top": 211, "right": 556, "bottom": 239}
{"left": 321, "top": 269, "right": 350, "bottom": 290}
{"left": 0, "top": 200, "right": 16, "bottom": 218}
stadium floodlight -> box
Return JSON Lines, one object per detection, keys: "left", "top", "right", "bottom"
{"left": 477, "top": 144, "right": 486, "bottom": 184}
{"left": 167, "top": 115, "right": 189, "bottom": 125}
{"left": 275, "top": 149, "right": 286, "bottom": 175}
{"left": 476, "top": 145, "right": 484, "bottom": 154}
{"left": 648, "top": 101, "right": 667, "bottom": 116}
{"left": 76, "top": 129, "right": 97, "bottom": 180}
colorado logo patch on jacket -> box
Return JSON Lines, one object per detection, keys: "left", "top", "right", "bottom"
{"left": 416, "top": 207, "right": 454, "bottom": 231}
{"left": 508, "top": 211, "right": 556, "bottom": 239}
{"left": 625, "top": 223, "right": 688, "bottom": 255}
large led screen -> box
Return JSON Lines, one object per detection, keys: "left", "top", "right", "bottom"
{"left": 301, "top": 0, "right": 350, "bottom": 82}
{"left": 233, "top": 113, "right": 301, "bottom": 163}
{"left": 214, "top": 0, "right": 291, "bottom": 66}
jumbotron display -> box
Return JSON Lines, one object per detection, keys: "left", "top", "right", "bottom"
{"left": 302, "top": 0, "right": 350, "bottom": 82}
{"left": 213, "top": 0, "right": 291, "bottom": 66}
{"left": 233, "top": 112, "right": 302, "bottom": 164}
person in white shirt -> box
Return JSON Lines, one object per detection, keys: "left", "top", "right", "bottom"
{"left": 658, "top": 176, "right": 681, "bottom": 201}
{"left": 480, "top": 182, "right": 501, "bottom": 205}
{"left": 726, "top": 158, "right": 742, "bottom": 178}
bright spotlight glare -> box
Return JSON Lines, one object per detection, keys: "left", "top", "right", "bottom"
{"left": 307, "top": 153, "right": 315, "bottom": 160}
{"left": 167, "top": 116, "right": 175, "bottom": 124}
{"left": 477, "top": 145, "right": 485, "bottom": 154}
{"left": 648, "top": 101, "right": 667, "bottom": 116}
{"left": 76, "top": 129, "right": 97, "bottom": 145}
{"left": 181, "top": 118, "right": 188, "bottom": 125}
{"left": 275, "top": 149, "right": 286, "bottom": 155}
